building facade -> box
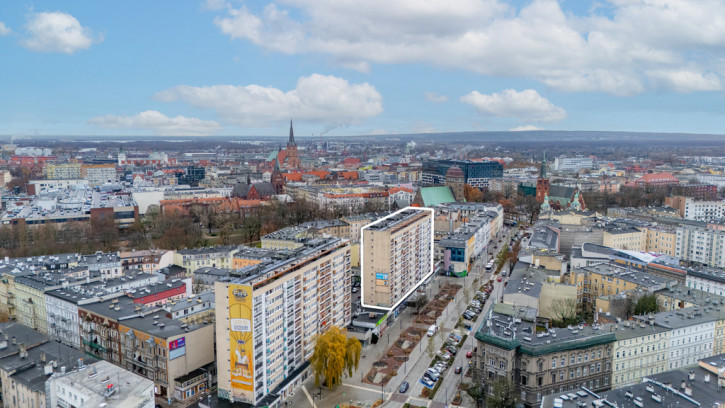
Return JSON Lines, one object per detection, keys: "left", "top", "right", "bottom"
{"left": 215, "top": 238, "right": 352, "bottom": 406}
{"left": 362, "top": 209, "right": 432, "bottom": 309}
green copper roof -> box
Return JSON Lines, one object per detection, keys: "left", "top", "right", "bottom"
{"left": 419, "top": 186, "right": 456, "bottom": 207}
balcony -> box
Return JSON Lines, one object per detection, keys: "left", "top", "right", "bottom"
{"left": 83, "top": 339, "right": 107, "bottom": 352}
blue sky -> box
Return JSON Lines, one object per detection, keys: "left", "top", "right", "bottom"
{"left": 1, "top": 0, "right": 725, "bottom": 137}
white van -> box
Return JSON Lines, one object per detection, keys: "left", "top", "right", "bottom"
{"left": 427, "top": 324, "right": 438, "bottom": 336}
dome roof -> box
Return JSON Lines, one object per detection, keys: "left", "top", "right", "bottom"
{"left": 446, "top": 165, "right": 464, "bottom": 179}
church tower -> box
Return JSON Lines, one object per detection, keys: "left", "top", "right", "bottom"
{"left": 271, "top": 158, "right": 285, "bottom": 194}
{"left": 286, "top": 120, "right": 300, "bottom": 168}
{"left": 536, "top": 151, "right": 550, "bottom": 203}
{"left": 445, "top": 165, "right": 465, "bottom": 202}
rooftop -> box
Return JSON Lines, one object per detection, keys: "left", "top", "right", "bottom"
{"left": 365, "top": 208, "right": 430, "bottom": 232}
{"left": 50, "top": 360, "right": 153, "bottom": 407}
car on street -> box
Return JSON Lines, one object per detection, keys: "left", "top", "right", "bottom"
{"left": 463, "top": 312, "right": 474, "bottom": 320}
{"left": 424, "top": 372, "right": 439, "bottom": 382}
{"left": 399, "top": 381, "right": 409, "bottom": 393}
{"left": 454, "top": 366, "right": 463, "bottom": 374}
{"left": 351, "top": 287, "right": 358, "bottom": 293}
{"left": 421, "top": 377, "right": 435, "bottom": 387}
{"left": 497, "top": 276, "right": 502, "bottom": 282}
{"left": 466, "top": 351, "right": 473, "bottom": 358}
{"left": 447, "top": 346, "right": 458, "bottom": 355}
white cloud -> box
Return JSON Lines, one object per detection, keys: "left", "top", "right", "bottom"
{"left": 461, "top": 89, "right": 566, "bottom": 123}
{"left": 0, "top": 22, "right": 11, "bottom": 36}
{"left": 424, "top": 92, "right": 449, "bottom": 103}
{"left": 510, "top": 125, "right": 544, "bottom": 131}
{"left": 210, "top": 0, "right": 725, "bottom": 94}
{"left": 88, "top": 110, "right": 222, "bottom": 136}
{"left": 645, "top": 68, "right": 723, "bottom": 93}
{"left": 155, "top": 74, "right": 383, "bottom": 127}
{"left": 23, "top": 11, "right": 100, "bottom": 54}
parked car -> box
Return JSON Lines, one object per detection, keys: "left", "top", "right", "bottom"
{"left": 447, "top": 346, "right": 458, "bottom": 355}
{"left": 464, "top": 323, "right": 472, "bottom": 330}
{"left": 497, "top": 276, "right": 502, "bottom": 282}
{"left": 399, "top": 381, "right": 409, "bottom": 393}
{"left": 466, "top": 351, "right": 473, "bottom": 358}
{"left": 421, "top": 377, "right": 435, "bottom": 387}
{"left": 351, "top": 287, "right": 358, "bottom": 293}
{"left": 454, "top": 366, "right": 463, "bottom": 374}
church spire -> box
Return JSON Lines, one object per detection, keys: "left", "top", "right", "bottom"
{"left": 540, "top": 151, "right": 547, "bottom": 178}
{"left": 288, "top": 119, "right": 296, "bottom": 146}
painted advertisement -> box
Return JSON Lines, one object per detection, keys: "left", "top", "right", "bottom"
{"left": 169, "top": 337, "right": 186, "bottom": 360}
{"left": 375, "top": 273, "right": 388, "bottom": 280}
{"left": 228, "top": 284, "right": 254, "bottom": 403}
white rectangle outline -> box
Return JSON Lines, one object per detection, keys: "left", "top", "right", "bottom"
{"left": 360, "top": 206, "right": 435, "bottom": 311}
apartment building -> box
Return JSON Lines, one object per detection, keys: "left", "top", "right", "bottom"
{"left": 475, "top": 308, "right": 614, "bottom": 408}
{"left": 362, "top": 209, "right": 432, "bottom": 309}
{"left": 215, "top": 237, "right": 351, "bottom": 406}
{"left": 553, "top": 156, "right": 594, "bottom": 172}
{"left": 634, "top": 308, "right": 721, "bottom": 370}
{"left": 260, "top": 226, "right": 308, "bottom": 250}
{"left": 602, "top": 226, "right": 646, "bottom": 251}
{"left": 645, "top": 227, "right": 677, "bottom": 256}
{"left": 48, "top": 360, "right": 154, "bottom": 408}
{"left": 569, "top": 263, "right": 672, "bottom": 313}
{"left": 611, "top": 323, "right": 669, "bottom": 388}
{"left": 45, "top": 163, "right": 82, "bottom": 179}
{"left": 675, "top": 222, "right": 725, "bottom": 267}
{"left": 78, "top": 295, "right": 215, "bottom": 404}
{"left": 686, "top": 267, "right": 725, "bottom": 296}
{"left": 119, "top": 249, "right": 175, "bottom": 273}
{"left": 175, "top": 245, "right": 238, "bottom": 275}
{"left": 81, "top": 163, "right": 118, "bottom": 186}
{"left": 681, "top": 197, "right": 725, "bottom": 221}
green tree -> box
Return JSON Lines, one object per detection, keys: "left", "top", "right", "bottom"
{"left": 310, "top": 326, "right": 361, "bottom": 389}
{"left": 486, "top": 377, "right": 519, "bottom": 408}
{"left": 634, "top": 294, "right": 659, "bottom": 315}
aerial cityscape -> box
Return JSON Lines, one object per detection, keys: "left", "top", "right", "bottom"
{"left": 2, "top": 1, "right": 725, "bottom": 408}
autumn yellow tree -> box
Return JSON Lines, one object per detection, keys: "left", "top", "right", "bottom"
{"left": 310, "top": 326, "right": 362, "bottom": 389}
{"left": 464, "top": 184, "right": 484, "bottom": 202}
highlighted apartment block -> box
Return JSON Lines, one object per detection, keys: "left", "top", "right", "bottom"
{"left": 361, "top": 207, "right": 434, "bottom": 311}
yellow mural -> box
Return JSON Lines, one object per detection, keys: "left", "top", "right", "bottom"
{"left": 228, "top": 284, "right": 254, "bottom": 402}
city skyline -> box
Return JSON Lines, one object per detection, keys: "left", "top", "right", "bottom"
{"left": 2, "top": 0, "right": 725, "bottom": 137}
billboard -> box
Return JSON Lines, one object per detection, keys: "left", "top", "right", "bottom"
{"left": 169, "top": 337, "right": 186, "bottom": 360}
{"left": 375, "top": 273, "right": 388, "bottom": 280}
{"left": 228, "top": 284, "right": 254, "bottom": 403}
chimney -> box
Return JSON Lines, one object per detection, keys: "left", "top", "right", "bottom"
{"left": 684, "top": 384, "right": 692, "bottom": 396}
{"left": 681, "top": 380, "right": 686, "bottom": 390}
{"left": 11, "top": 336, "right": 16, "bottom": 345}
{"left": 18, "top": 343, "right": 27, "bottom": 359}
{"left": 689, "top": 371, "right": 695, "bottom": 380}
{"left": 40, "top": 353, "right": 46, "bottom": 363}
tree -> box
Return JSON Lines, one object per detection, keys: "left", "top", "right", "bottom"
{"left": 495, "top": 245, "right": 509, "bottom": 272}
{"left": 464, "top": 184, "right": 484, "bottom": 202}
{"left": 634, "top": 294, "right": 659, "bottom": 315}
{"left": 486, "top": 377, "right": 519, "bottom": 408}
{"left": 414, "top": 294, "right": 428, "bottom": 314}
{"left": 310, "top": 326, "right": 361, "bottom": 389}
{"left": 507, "top": 241, "right": 521, "bottom": 272}
{"left": 550, "top": 298, "right": 579, "bottom": 328}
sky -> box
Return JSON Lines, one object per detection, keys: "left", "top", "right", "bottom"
{"left": 1, "top": 0, "right": 725, "bottom": 138}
